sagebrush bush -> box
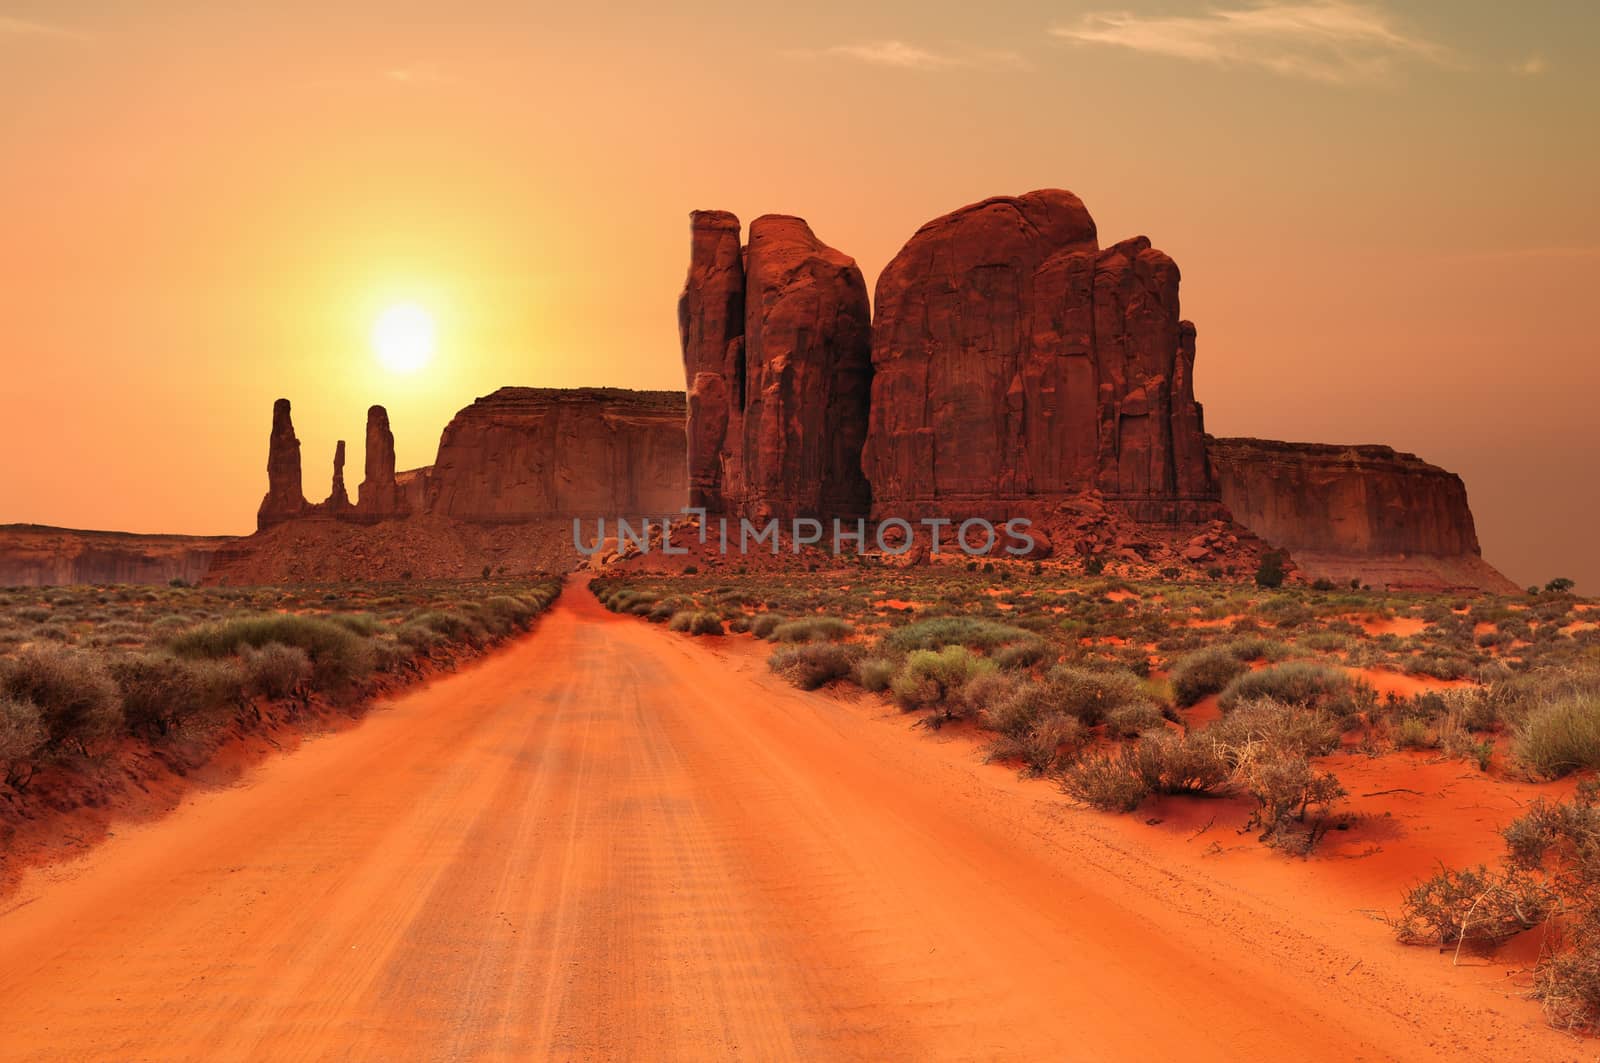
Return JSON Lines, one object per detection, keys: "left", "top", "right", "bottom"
{"left": 854, "top": 656, "right": 898, "bottom": 692}
{"left": 883, "top": 617, "right": 1036, "bottom": 653}
{"left": 243, "top": 643, "right": 313, "bottom": 699}
{"left": 890, "top": 647, "right": 995, "bottom": 715}
{"left": 0, "top": 695, "right": 48, "bottom": 781}
{"left": 993, "top": 639, "right": 1050, "bottom": 670}
{"left": 668, "top": 610, "right": 725, "bottom": 636}
{"left": 1104, "top": 701, "right": 1167, "bottom": 738}
{"left": 770, "top": 617, "right": 852, "bottom": 643}
{"left": 1206, "top": 698, "right": 1341, "bottom": 761}
{"left": 1218, "top": 662, "right": 1368, "bottom": 716}
{"left": 769, "top": 643, "right": 863, "bottom": 690}
{"left": 750, "top": 614, "right": 785, "bottom": 640}
{"left": 1392, "top": 864, "right": 1553, "bottom": 947}
{"left": 0, "top": 647, "right": 123, "bottom": 754}
{"left": 109, "top": 653, "right": 241, "bottom": 736}
{"left": 1059, "top": 750, "right": 1151, "bottom": 811}
{"left": 1513, "top": 693, "right": 1600, "bottom": 778}
{"left": 1043, "top": 665, "right": 1155, "bottom": 726}
{"left": 1171, "top": 646, "right": 1248, "bottom": 707}
{"left": 171, "top": 614, "right": 375, "bottom": 690}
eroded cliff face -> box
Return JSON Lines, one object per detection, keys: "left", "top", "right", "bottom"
{"left": 1207, "top": 437, "right": 1517, "bottom": 592}
{"left": 425, "top": 388, "right": 687, "bottom": 520}
{"left": 679, "top": 211, "right": 873, "bottom": 520}
{"left": 0, "top": 525, "right": 234, "bottom": 587}
{"left": 862, "top": 191, "right": 1222, "bottom": 525}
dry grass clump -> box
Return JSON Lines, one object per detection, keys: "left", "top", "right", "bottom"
{"left": 890, "top": 647, "right": 996, "bottom": 722}
{"left": 1170, "top": 646, "right": 1249, "bottom": 707}
{"left": 0, "top": 647, "right": 123, "bottom": 755}
{"left": 668, "top": 610, "right": 725, "bottom": 636}
{"left": 768, "top": 643, "right": 863, "bottom": 690}
{"left": 770, "top": 617, "right": 852, "bottom": 643}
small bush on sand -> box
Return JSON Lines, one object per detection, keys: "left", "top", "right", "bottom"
{"left": 243, "top": 643, "right": 313, "bottom": 699}
{"left": 1105, "top": 701, "right": 1167, "bottom": 738}
{"left": 1132, "top": 730, "right": 1233, "bottom": 796}
{"left": 769, "top": 643, "right": 864, "bottom": 690}
{"left": 668, "top": 611, "right": 725, "bottom": 636}
{"left": 771, "top": 617, "right": 852, "bottom": 643}
{"left": 854, "top": 656, "right": 898, "bottom": 693}
{"left": 109, "top": 653, "right": 244, "bottom": 736}
{"left": 1043, "top": 665, "right": 1156, "bottom": 726}
{"left": 1207, "top": 698, "right": 1341, "bottom": 760}
{"left": 1059, "top": 750, "right": 1152, "bottom": 811}
{"left": 0, "top": 696, "right": 48, "bottom": 784}
{"left": 1392, "top": 864, "right": 1553, "bottom": 948}
{"left": 986, "top": 714, "right": 1085, "bottom": 776}
{"left": 993, "top": 639, "right": 1050, "bottom": 670}
{"left": 1171, "top": 647, "right": 1248, "bottom": 707}
{"left": 1218, "top": 662, "right": 1369, "bottom": 717}
{"left": 890, "top": 647, "right": 995, "bottom": 718}
{"left": 0, "top": 647, "right": 123, "bottom": 754}
{"left": 171, "top": 615, "right": 375, "bottom": 691}
{"left": 1232, "top": 749, "right": 1347, "bottom": 854}
{"left": 751, "top": 614, "right": 786, "bottom": 640}
{"left": 1513, "top": 693, "right": 1600, "bottom": 779}
{"left": 883, "top": 617, "right": 1036, "bottom": 654}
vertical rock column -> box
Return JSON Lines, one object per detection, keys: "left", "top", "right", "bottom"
{"left": 677, "top": 210, "right": 746, "bottom": 513}
{"left": 357, "top": 405, "right": 405, "bottom": 518}
{"left": 256, "top": 398, "right": 306, "bottom": 530}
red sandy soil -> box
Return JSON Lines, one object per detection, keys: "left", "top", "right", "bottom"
{"left": 1358, "top": 616, "right": 1428, "bottom": 637}
{"left": 0, "top": 580, "right": 1584, "bottom": 1060}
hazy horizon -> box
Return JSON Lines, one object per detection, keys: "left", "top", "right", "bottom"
{"left": 1, "top": 2, "right": 1595, "bottom": 590}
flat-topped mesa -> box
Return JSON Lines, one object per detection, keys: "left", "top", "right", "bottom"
{"left": 861, "top": 190, "right": 1223, "bottom": 525}
{"left": 1207, "top": 436, "right": 1519, "bottom": 592}
{"left": 679, "top": 211, "right": 873, "bottom": 521}
{"left": 256, "top": 398, "right": 306, "bottom": 530}
{"left": 425, "top": 387, "right": 688, "bottom": 520}
{"left": 356, "top": 405, "right": 405, "bottom": 519}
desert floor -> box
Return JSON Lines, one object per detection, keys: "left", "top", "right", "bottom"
{"left": 0, "top": 579, "right": 1583, "bottom": 1061}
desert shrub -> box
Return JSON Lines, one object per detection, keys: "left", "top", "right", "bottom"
{"left": 1255, "top": 550, "right": 1288, "bottom": 589}
{"left": 1043, "top": 665, "right": 1155, "bottom": 726}
{"left": 1534, "top": 911, "right": 1600, "bottom": 1031}
{"left": 1233, "top": 748, "right": 1347, "bottom": 853}
{"left": 330, "top": 613, "right": 383, "bottom": 637}
{"left": 1513, "top": 693, "right": 1600, "bottom": 778}
{"left": 883, "top": 617, "right": 1036, "bottom": 654}
{"left": 1171, "top": 647, "right": 1248, "bottom": 707}
{"left": 1392, "top": 865, "right": 1553, "bottom": 947}
{"left": 1207, "top": 698, "right": 1342, "bottom": 760}
{"left": 0, "top": 647, "right": 123, "bottom": 753}
{"left": 1218, "top": 662, "right": 1369, "bottom": 717}
{"left": 1221, "top": 636, "right": 1291, "bottom": 662}
{"left": 854, "top": 656, "right": 898, "bottom": 692}
{"left": 771, "top": 617, "right": 852, "bottom": 643}
{"left": 110, "top": 653, "right": 230, "bottom": 736}
{"left": 1104, "top": 700, "right": 1167, "bottom": 738}
{"left": 891, "top": 647, "right": 995, "bottom": 718}
{"left": 396, "top": 622, "right": 444, "bottom": 652}
{"left": 768, "top": 643, "right": 863, "bottom": 690}
{"left": 1132, "top": 730, "right": 1233, "bottom": 795}
{"left": 986, "top": 714, "right": 1085, "bottom": 776}
{"left": 170, "top": 614, "right": 375, "bottom": 690}
{"left": 993, "top": 639, "right": 1050, "bottom": 670}
{"left": 750, "top": 614, "right": 786, "bottom": 639}
{"left": 243, "top": 643, "right": 313, "bottom": 699}
{"left": 1393, "top": 716, "right": 1436, "bottom": 750}
{"left": 1059, "top": 749, "right": 1151, "bottom": 811}
{"left": 0, "top": 695, "right": 48, "bottom": 783}
{"left": 668, "top": 610, "right": 725, "bottom": 636}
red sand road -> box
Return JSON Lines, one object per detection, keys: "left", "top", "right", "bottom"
{"left": 0, "top": 582, "right": 1582, "bottom": 1061}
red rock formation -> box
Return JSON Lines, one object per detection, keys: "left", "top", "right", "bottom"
{"left": 679, "top": 211, "right": 872, "bottom": 520}
{"left": 678, "top": 210, "right": 745, "bottom": 513}
{"left": 425, "top": 388, "right": 687, "bottom": 519}
{"left": 356, "top": 406, "right": 405, "bottom": 519}
{"left": 1207, "top": 437, "right": 1518, "bottom": 592}
{"left": 324, "top": 440, "right": 351, "bottom": 512}
{"left": 862, "top": 191, "right": 1222, "bottom": 524}
{"left": 0, "top": 525, "right": 233, "bottom": 587}
{"left": 256, "top": 398, "right": 306, "bottom": 530}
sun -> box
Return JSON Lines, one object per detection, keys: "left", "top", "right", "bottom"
{"left": 371, "top": 302, "right": 436, "bottom": 373}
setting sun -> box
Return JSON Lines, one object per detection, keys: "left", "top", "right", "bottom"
{"left": 371, "top": 302, "right": 436, "bottom": 373}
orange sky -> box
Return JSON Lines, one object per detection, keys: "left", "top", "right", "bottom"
{"left": 1, "top": 2, "right": 1596, "bottom": 590}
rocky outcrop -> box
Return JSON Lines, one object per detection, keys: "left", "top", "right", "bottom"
{"left": 1207, "top": 437, "right": 1518, "bottom": 592}
{"left": 356, "top": 406, "right": 405, "bottom": 519}
{"left": 325, "top": 441, "right": 351, "bottom": 512}
{"left": 678, "top": 210, "right": 745, "bottom": 513}
{"left": 425, "top": 388, "right": 687, "bottom": 520}
{"left": 0, "top": 525, "right": 234, "bottom": 587}
{"left": 862, "top": 190, "right": 1223, "bottom": 525}
{"left": 679, "top": 211, "right": 873, "bottom": 520}
{"left": 256, "top": 398, "right": 306, "bottom": 529}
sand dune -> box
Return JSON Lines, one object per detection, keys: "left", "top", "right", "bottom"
{"left": 0, "top": 580, "right": 1578, "bottom": 1060}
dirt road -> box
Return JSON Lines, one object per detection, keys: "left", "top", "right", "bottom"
{"left": 0, "top": 581, "right": 1578, "bottom": 1060}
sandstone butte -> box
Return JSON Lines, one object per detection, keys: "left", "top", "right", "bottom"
{"left": 679, "top": 212, "right": 872, "bottom": 521}
{"left": 1, "top": 191, "right": 1518, "bottom": 592}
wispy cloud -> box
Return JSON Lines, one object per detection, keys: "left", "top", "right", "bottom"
{"left": 821, "top": 40, "right": 1031, "bottom": 72}
{"left": 383, "top": 62, "right": 450, "bottom": 86}
{"left": 1050, "top": 2, "right": 1446, "bottom": 83}
{"left": 0, "top": 15, "right": 87, "bottom": 41}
